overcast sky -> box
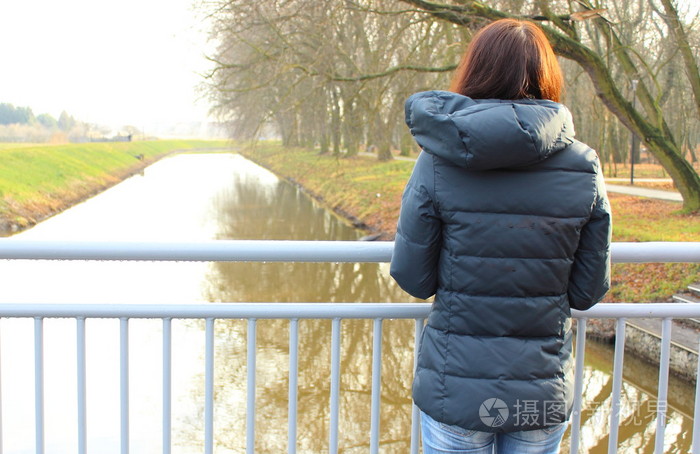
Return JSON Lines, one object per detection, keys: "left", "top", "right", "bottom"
{"left": 2, "top": 1, "right": 698, "bottom": 133}
{"left": 0, "top": 0, "right": 214, "bottom": 130}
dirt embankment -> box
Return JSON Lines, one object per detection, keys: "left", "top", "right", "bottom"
{"left": 0, "top": 157, "right": 160, "bottom": 236}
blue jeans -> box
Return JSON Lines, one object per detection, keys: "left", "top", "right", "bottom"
{"left": 421, "top": 411, "right": 567, "bottom": 454}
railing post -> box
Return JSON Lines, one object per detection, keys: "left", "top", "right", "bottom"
{"left": 120, "top": 317, "right": 129, "bottom": 454}
{"left": 162, "top": 318, "right": 172, "bottom": 454}
{"left": 288, "top": 319, "right": 299, "bottom": 454}
{"left": 247, "top": 319, "right": 257, "bottom": 454}
{"left": 34, "top": 317, "right": 44, "bottom": 454}
{"left": 329, "top": 318, "right": 341, "bottom": 454}
{"left": 655, "top": 318, "right": 672, "bottom": 453}
{"left": 608, "top": 318, "right": 626, "bottom": 453}
{"left": 370, "top": 319, "right": 383, "bottom": 454}
{"left": 77, "top": 317, "right": 87, "bottom": 454}
{"left": 204, "top": 318, "right": 215, "bottom": 454}
{"left": 570, "top": 318, "right": 587, "bottom": 454}
{"left": 411, "top": 318, "right": 425, "bottom": 454}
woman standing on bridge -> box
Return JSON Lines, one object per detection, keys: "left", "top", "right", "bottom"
{"left": 391, "top": 18, "right": 612, "bottom": 454}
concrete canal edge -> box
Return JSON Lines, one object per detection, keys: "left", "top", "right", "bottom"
{"left": 625, "top": 321, "right": 698, "bottom": 384}
{"left": 621, "top": 287, "right": 700, "bottom": 384}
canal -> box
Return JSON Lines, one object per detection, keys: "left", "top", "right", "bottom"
{"left": 0, "top": 152, "right": 694, "bottom": 453}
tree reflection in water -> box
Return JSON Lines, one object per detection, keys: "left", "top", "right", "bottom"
{"left": 561, "top": 341, "right": 694, "bottom": 454}
{"left": 181, "top": 318, "right": 417, "bottom": 453}
{"left": 176, "top": 156, "right": 421, "bottom": 452}
{"left": 178, "top": 155, "right": 695, "bottom": 453}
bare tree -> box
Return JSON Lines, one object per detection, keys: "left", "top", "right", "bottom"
{"left": 201, "top": 0, "right": 461, "bottom": 160}
{"left": 398, "top": 0, "right": 700, "bottom": 211}
{"left": 201, "top": 0, "right": 699, "bottom": 208}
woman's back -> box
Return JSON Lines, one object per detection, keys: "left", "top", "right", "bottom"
{"left": 389, "top": 19, "right": 612, "bottom": 451}
{"left": 392, "top": 89, "right": 611, "bottom": 432}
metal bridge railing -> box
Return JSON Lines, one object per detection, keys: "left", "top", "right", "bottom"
{"left": 0, "top": 240, "right": 698, "bottom": 454}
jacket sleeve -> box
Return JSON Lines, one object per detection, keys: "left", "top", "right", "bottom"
{"left": 390, "top": 154, "right": 442, "bottom": 299}
{"left": 568, "top": 166, "right": 612, "bottom": 310}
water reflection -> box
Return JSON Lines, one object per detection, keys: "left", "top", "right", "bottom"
{"left": 176, "top": 317, "right": 416, "bottom": 453}
{"left": 0, "top": 153, "right": 694, "bottom": 453}
{"left": 563, "top": 341, "right": 694, "bottom": 454}
{"left": 211, "top": 169, "right": 359, "bottom": 241}
{"left": 202, "top": 159, "right": 413, "bottom": 304}
{"left": 187, "top": 319, "right": 696, "bottom": 452}
{"left": 193, "top": 158, "right": 419, "bottom": 451}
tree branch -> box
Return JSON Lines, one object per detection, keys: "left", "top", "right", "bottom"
{"left": 658, "top": 0, "right": 700, "bottom": 119}
{"left": 291, "top": 63, "right": 458, "bottom": 82}
{"left": 396, "top": 0, "right": 503, "bottom": 26}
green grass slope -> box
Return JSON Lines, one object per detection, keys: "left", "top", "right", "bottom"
{"left": 0, "top": 139, "right": 229, "bottom": 233}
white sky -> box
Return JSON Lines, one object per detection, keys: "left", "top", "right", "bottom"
{"left": 0, "top": 0, "right": 214, "bottom": 130}
{"left": 2, "top": 1, "right": 696, "bottom": 133}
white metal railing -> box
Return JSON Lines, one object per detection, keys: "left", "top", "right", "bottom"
{"left": 0, "top": 240, "right": 698, "bottom": 263}
{"left": 0, "top": 240, "right": 698, "bottom": 454}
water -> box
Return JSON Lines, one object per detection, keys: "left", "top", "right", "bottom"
{"left": 0, "top": 152, "right": 694, "bottom": 453}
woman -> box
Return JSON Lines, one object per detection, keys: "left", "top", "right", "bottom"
{"left": 390, "top": 19, "right": 612, "bottom": 454}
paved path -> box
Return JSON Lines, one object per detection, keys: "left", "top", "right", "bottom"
{"left": 359, "top": 152, "right": 416, "bottom": 162}
{"left": 360, "top": 152, "right": 684, "bottom": 202}
{"left": 605, "top": 184, "right": 682, "bottom": 202}
{"left": 606, "top": 178, "right": 673, "bottom": 183}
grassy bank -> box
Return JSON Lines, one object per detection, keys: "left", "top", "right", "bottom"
{"left": 240, "top": 141, "right": 699, "bottom": 303}
{"left": 0, "top": 139, "right": 229, "bottom": 233}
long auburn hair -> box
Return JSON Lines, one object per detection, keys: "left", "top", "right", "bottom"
{"left": 449, "top": 19, "right": 563, "bottom": 102}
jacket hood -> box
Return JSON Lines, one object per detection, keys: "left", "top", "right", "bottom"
{"left": 405, "top": 90, "right": 575, "bottom": 170}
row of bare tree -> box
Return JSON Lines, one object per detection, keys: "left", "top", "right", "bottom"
{"left": 200, "top": 0, "right": 700, "bottom": 211}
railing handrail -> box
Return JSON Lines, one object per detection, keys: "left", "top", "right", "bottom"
{"left": 0, "top": 302, "right": 699, "bottom": 319}
{"left": 0, "top": 239, "right": 698, "bottom": 263}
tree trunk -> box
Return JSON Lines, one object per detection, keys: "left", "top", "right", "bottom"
{"left": 319, "top": 132, "right": 329, "bottom": 155}
{"left": 368, "top": 113, "right": 394, "bottom": 161}
{"left": 687, "top": 141, "right": 698, "bottom": 164}
{"left": 377, "top": 138, "right": 393, "bottom": 161}
{"left": 331, "top": 89, "right": 341, "bottom": 156}
{"left": 571, "top": 45, "right": 700, "bottom": 210}
{"left": 343, "top": 100, "right": 362, "bottom": 157}
{"left": 399, "top": 128, "right": 415, "bottom": 157}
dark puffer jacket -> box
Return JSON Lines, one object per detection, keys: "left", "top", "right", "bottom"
{"left": 390, "top": 90, "right": 611, "bottom": 433}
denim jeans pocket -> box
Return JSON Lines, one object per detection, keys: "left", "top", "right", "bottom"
{"left": 437, "top": 421, "right": 478, "bottom": 438}
{"left": 422, "top": 413, "right": 495, "bottom": 453}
